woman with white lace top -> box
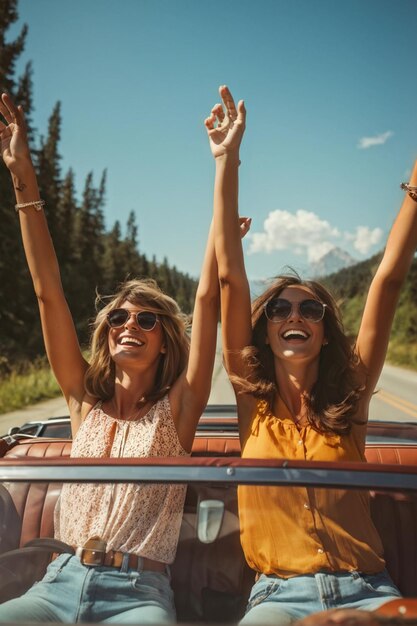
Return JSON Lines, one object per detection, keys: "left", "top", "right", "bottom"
{"left": 0, "top": 92, "right": 249, "bottom": 624}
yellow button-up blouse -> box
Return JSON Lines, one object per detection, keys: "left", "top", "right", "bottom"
{"left": 238, "top": 398, "right": 385, "bottom": 578}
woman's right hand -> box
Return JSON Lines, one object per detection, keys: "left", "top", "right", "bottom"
{"left": 0, "top": 93, "right": 33, "bottom": 178}
{"left": 239, "top": 216, "right": 252, "bottom": 238}
{"left": 204, "top": 85, "right": 246, "bottom": 160}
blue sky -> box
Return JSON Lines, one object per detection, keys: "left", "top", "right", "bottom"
{"left": 9, "top": 0, "right": 417, "bottom": 281}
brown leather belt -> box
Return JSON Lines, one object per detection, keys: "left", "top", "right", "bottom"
{"left": 72, "top": 537, "right": 166, "bottom": 572}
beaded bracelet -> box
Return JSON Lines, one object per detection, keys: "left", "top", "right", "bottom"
{"left": 400, "top": 182, "right": 417, "bottom": 202}
{"left": 15, "top": 199, "right": 45, "bottom": 212}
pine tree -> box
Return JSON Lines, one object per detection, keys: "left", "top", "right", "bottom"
{"left": 36, "top": 102, "right": 62, "bottom": 250}
{"left": 0, "top": 0, "right": 27, "bottom": 93}
{"left": 126, "top": 210, "right": 138, "bottom": 249}
{"left": 158, "top": 256, "right": 175, "bottom": 297}
{"left": 58, "top": 168, "right": 80, "bottom": 310}
{"left": 70, "top": 171, "right": 107, "bottom": 331}
{"left": 0, "top": 1, "right": 203, "bottom": 365}
{"left": 102, "top": 220, "right": 125, "bottom": 292}
{"left": 122, "top": 210, "right": 144, "bottom": 278}
{"left": 58, "top": 169, "right": 77, "bottom": 262}
{"left": 15, "top": 61, "right": 35, "bottom": 143}
{"left": 149, "top": 254, "right": 159, "bottom": 281}
{"left": 0, "top": 0, "right": 37, "bottom": 362}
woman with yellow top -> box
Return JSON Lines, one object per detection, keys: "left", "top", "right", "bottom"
{"left": 204, "top": 85, "right": 417, "bottom": 625}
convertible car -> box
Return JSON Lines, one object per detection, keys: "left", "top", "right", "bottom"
{"left": 4, "top": 405, "right": 417, "bottom": 444}
{"left": 1, "top": 406, "right": 417, "bottom": 624}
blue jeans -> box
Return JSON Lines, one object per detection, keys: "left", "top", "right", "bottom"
{"left": 0, "top": 554, "right": 175, "bottom": 623}
{"left": 240, "top": 569, "right": 402, "bottom": 626}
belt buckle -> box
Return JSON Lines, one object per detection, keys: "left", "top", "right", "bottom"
{"left": 79, "top": 536, "right": 107, "bottom": 567}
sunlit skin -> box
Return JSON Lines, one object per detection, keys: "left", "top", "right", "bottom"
{"left": 266, "top": 286, "right": 327, "bottom": 422}
{"left": 108, "top": 301, "right": 166, "bottom": 365}
{"left": 267, "top": 286, "right": 327, "bottom": 363}
{"left": 104, "top": 300, "right": 167, "bottom": 417}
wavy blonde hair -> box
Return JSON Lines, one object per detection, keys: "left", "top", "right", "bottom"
{"left": 84, "top": 279, "right": 190, "bottom": 405}
{"left": 233, "top": 274, "right": 363, "bottom": 435}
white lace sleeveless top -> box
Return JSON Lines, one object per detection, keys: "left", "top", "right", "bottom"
{"left": 54, "top": 395, "right": 189, "bottom": 563}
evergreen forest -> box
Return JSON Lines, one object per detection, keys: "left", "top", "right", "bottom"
{"left": 1, "top": 0, "right": 416, "bottom": 386}
{"left": 0, "top": 0, "right": 197, "bottom": 375}
{"left": 322, "top": 253, "right": 417, "bottom": 369}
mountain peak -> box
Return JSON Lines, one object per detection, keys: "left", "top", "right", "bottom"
{"left": 309, "top": 247, "right": 356, "bottom": 278}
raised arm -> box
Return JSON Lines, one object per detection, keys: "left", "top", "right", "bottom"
{"left": 170, "top": 212, "right": 251, "bottom": 451}
{"left": 205, "top": 87, "right": 252, "bottom": 375}
{"left": 0, "top": 93, "right": 89, "bottom": 434}
{"left": 355, "top": 158, "right": 417, "bottom": 400}
{"left": 168, "top": 218, "right": 220, "bottom": 450}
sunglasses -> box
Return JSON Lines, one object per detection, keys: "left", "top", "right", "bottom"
{"left": 264, "top": 298, "right": 326, "bottom": 323}
{"left": 106, "top": 308, "right": 159, "bottom": 331}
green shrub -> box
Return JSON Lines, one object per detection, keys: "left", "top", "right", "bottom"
{"left": 0, "top": 358, "right": 61, "bottom": 414}
{"left": 386, "top": 341, "right": 417, "bottom": 371}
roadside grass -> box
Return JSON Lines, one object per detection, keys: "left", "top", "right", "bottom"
{"left": 387, "top": 341, "right": 417, "bottom": 371}
{"left": 0, "top": 358, "right": 61, "bottom": 414}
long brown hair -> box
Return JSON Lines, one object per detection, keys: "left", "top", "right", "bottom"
{"left": 84, "top": 279, "right": 190, "bottom": 405}
{"left": 234, "top": 274, "right": 363, "bottom": 435}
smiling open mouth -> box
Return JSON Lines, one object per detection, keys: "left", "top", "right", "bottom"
{"left": 119, "top": 337, "right": 144, "bottom": 347}
{"left": 282, "top": 330, "right": 309, "bottom": 341}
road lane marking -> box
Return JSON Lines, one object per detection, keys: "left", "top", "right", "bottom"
{"left": 375, "top": 389, "right": 417, "bottom": 419}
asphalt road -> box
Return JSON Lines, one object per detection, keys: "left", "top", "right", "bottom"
{"left": 1, "top": 352, "right": 416, "bottom": 435}
{"left": 369, "top": 362, "right": 417, "bottom": 422}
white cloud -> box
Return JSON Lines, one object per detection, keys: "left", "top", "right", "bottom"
{"left": 357, "top": 131, "right": 393, "bottom": 150}
{"left": 345, "top": 226, "right": 383, "bottom": 254}
{"left": 248, "top": 209, "right": 340, "bottom": 262}
{"left": 248, "top": 209, "right": 383, "bottom": 261}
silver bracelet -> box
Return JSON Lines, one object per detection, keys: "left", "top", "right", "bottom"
{"left": 15, "top": 199, "right": 45, "bottom": 212}
{"left": 400, "top": 182, "right": 417, "bottom": 202}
